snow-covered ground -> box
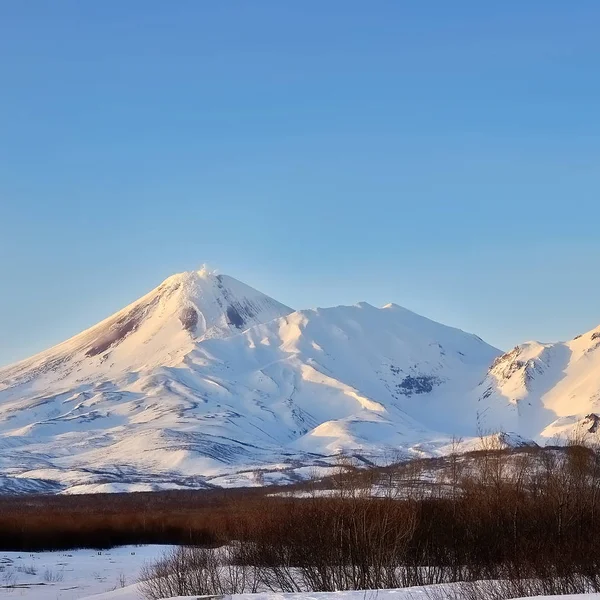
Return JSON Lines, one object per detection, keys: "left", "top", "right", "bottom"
{"left": 82, "top": 586, "right": 600, "bottom": 600}
{"left": 0, "top": 545, "right": 171, "bottom": 599}
{"left": 83, "top": 585, "right": 444, "bottom": 600}
{"left": 1, "top": 543, "right": 599, "bottom": 600}
{"left": 0, "top": 547, "right": 448, "bottom": 600}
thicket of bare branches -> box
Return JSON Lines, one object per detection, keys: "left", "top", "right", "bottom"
{"left": 140, "top": 439, "right": 600, "bottom": 599}
{"left": 139, "top": 545, "right": 259, "bottom": 599}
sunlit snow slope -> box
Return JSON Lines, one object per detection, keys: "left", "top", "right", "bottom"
{"left": 0, "top": 269, "right": 502, "bottom": 493}
{"left": 475, "top": 324, "right": 600, "bottom": 442}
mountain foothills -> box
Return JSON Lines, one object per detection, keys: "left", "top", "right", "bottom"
{"left": 0, "top": 268, "right": 599, "bottom": 494}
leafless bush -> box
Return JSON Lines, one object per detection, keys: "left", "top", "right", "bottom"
{"left": 1, "top": 568, "right": 16, "bottom": 587}
{"left": 16, "top": 564, "right": 37, "bottom": 575}
{"left": 139, "top": 545, "right": 256, "bottom": 600}
{"left": 43, "top": 567, "right": 64, "bottom": 582}
{"left": 424, "top": 573, "right": 599, "bottom": 600}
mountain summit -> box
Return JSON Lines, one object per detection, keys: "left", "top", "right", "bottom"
{"left": 1, "top": 269, "right": 292, "bottom": 394}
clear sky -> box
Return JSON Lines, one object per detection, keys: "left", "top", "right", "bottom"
{"left": 1, "top": 1, "right": 600, "bottom": 367}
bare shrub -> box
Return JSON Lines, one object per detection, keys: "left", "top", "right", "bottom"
{"left": 139, "top": 545, "right": 255, "bottom": 600}
{"left": 16, "top": 564, "right": 37, "bottom": 575}
{"left": 43, "top": 567, "right": 64, "bottom": 582}
{"left": 425, "top": 574, "right": 599, "bottom": 600}
{"left": 1, "top": 568, "right": 16, "bottom": 587}
{"left": 236, "top": 491, "right": 418, "bottom": 592}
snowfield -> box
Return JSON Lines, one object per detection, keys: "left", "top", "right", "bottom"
{"left": 1, "top": 268, "right": 600, "bottom": 492}
{"left": 1, "top": 544, "right": 600, "bottom": 600}
{"left": 82, "top": 586, "right": 600, "bottom": 600}
{"left": 0, "top": 545, "right": 172, "bottom": 599}
{"left": 80, "top": 585, "right": 467, "bottom": 600}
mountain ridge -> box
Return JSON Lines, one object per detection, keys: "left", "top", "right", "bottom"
{"left": 475, "top": 321, "right": 600, "bottom": 441}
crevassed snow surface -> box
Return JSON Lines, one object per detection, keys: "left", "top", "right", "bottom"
{"left": 2, "top": 267, "right": 600, "bottom": 493}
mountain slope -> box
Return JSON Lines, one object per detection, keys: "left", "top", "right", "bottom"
{"left": 0, "top": 268, "right": 293, "bottom": 395}
{"left": 191, "top": 302, "right": 499, "bottom": 454}
{"left": 0, "top": 270, "right": 500, "bottom": 493}
{"left": 475, "top": 324, "right": 600, "bottom": 441}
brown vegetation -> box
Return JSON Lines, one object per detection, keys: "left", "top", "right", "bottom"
{"left": 4, "top": 443, "right": 600, "bottom": 599}
{"left": 138, "top": 442, "right": 600, "bottom": 597}
{"left": 0, "top": 487, "right": 256, "bottom": 551}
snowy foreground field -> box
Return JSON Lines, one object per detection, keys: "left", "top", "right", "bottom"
{"left": 86, "top": 589, "right": 600, "bottom": 600}
{"left": 0, "top": 544, "right": 598, "bottom": 600}
{"left": 0, "top": 544, "right": 599, "bottom": 600}
{"left": 0, "top": 545, "right": 171, "bottom": 599}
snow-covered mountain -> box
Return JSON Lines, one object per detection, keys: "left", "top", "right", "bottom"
{"left": 0, "top": 268, "right": 506, "bottom": 493}
{"left": 475, "top": 324, "right": 600, "bottom": 442}
{"left": 7, "top": 268, "right": 600, "bottom": 494}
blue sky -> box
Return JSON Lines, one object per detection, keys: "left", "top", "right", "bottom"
{"left": 1, "top": 1, "right": 600, "bottom": 366}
